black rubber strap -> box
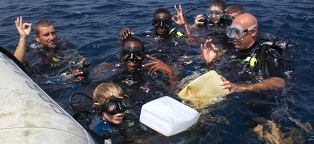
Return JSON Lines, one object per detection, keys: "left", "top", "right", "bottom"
{"left": 0, "top": 46, "right": 28, "bottom": 74}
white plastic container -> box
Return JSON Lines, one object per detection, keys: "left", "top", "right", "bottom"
{"left": 140, "top": 96, "right": 200, "bottom": 137}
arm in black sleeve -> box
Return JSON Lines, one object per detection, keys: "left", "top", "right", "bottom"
{"left": 266, "top": 48, "right": 285, "bottom": 78}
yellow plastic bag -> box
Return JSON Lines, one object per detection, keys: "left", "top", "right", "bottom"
{"left": 177, "top": 70, "right": 230, "bottom": 109}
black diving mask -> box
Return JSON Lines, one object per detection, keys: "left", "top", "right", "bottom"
{"left": 152, "top": 17, "right": 172, "bottom": 28}
{"left": 221, "top": 15, "right": 234, "bottom": 26}
{"left": 122, "top": 46, "right": 144, "bottom": 62}
{"left": 101, "top": 96, "right": 131, "bottom": 115}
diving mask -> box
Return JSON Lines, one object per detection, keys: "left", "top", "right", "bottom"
{"left": 101, "top": 96, "right": 131, "bottom": 115}
{"left": 152, "top": 17, "right": 172, "bottom": 28}
{"left": 221, "top": 15, "right": 234, "bottom": 26}
{"left": 225, "top": 23, "right": 257, "bottom": 40}
{"left": 207, "top": 9, "right": 224, "bottom": 19}
{"left": 122, "top": 46, "right": 144, "bottom": 62}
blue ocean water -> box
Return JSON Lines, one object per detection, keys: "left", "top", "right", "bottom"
{"left": 1, "top": 0, "right": 314, "bottom": 143}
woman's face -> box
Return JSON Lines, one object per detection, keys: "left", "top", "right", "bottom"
{"left": 208, "top": 6, "right": 223, "bottom": 24}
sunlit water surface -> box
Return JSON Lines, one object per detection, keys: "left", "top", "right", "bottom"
{"left": 1, "top": 0, "right": 313, "bottom": 143}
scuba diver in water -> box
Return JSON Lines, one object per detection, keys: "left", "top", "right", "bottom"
{"left": 88, "top": 82, "right": 129, "bottom": 144}
{"left": 120, "top": 6, "right": 192, "bottom": 43}
{"left": 14, "top": 17, "right": 89, "bottom": 82}
{"left": 93, "top": 36, "right": 176, "bottom": 94}
{"left": 224, "top": 5, "right": 245, "bottom": 22}
{"left": 185, "top": 1, "right": 245, "bottom": 58}
{"left": 119, "top": 6, "right": 195, "bottom": 77}
{"left": 192, "top": 0, "right": 228, "bottom": 32}
{"left": 91, "top": 36, "right": 177, "bottom": 143}
{"left": 201, "top": 13, "right": 293, "bottom": 143}
{"left": 202, "top": 13, "right": 286, "bottom": 92}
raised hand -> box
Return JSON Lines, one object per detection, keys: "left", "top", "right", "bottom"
{"left": 119, "top": 27, "right": 134, "bottom": 41}
{"left": 142, "top": 55, "right": 174, "bottom": 78}
{"left": 172, "top": 5, "right": 187, "bottom": 26}
{"left": 15, "top": 16, "right": 32, "bottom": 39}
{"left": 14, "top": 16, "right": 32, "bottom": 63}
{"left": 201, "top": 39, "right": 219, "bottom": 65}
{"left": 193, "top": 14, "right": 205, "bottom": 27}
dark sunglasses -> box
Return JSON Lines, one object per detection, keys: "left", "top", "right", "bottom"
{"left": 152, "top": 18, "right": 172, "bottom": 28}
{"left": 101, "top": 96, "right": 131, "bottom": 115}
{"left": 122, "top": 46, "right": 144, "bottom": 62}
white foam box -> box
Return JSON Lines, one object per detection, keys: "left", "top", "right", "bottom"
{"left": 140, "top": 96, "right": 200, "bottom": 137}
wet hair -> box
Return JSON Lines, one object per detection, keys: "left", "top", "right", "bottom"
{"left": 122, "top": 37, "right": 145, "bottom": 52}
{"left": 93, "top": 83, "right": 125, "bottom": 104}
{"left": 210, "top": 0, "right": 227, "bottom": 10}
{"left": 225, "top": 5, "right": 245, "bottom": 15}
{"left": 153, "top": 8, "right": 171, "bottom": 20}
{"left": 34, "top": 19, "right": 54, "bottom": 36}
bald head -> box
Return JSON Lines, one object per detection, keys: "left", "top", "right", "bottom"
{"left": 233, "top": 13, "right": 258, "bottom": 30}
{"left": 231, "top": 13, "right": 258, "bottom": 50}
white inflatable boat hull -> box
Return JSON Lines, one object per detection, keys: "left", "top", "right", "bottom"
{"left": 0, "top": 51, "right": 95, "bottom": 143}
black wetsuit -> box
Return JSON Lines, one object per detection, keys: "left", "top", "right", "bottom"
{"left": 88, "top": 115, "right": 126, "bottom": 144}
{"left": 24, "top": 42, "right": 89, "bottom": 84}
{"left": 223, "top": 40, "right": 286, "bottom": 122}
{"left": 104, "top": 68, "right": 175, "bottom": 142}
{"left": 234, "top": 41, "right": 285, "bottom": 83}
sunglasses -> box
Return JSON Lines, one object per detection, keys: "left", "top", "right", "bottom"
{"left": 225, "top": 23, "right": 257, "bottom": 40}
{"left": 152, "top": 17, "right": 172, "bottom": 28}
{"left": 122, "top": 46, "right": 144, "bottom": 62}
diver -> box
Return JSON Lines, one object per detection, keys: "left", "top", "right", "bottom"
{"left": 119, "top": 6, "right": 196, "bottom": 74}
{"left": 91, "top": 36, "right": 177, "bottom": 143}
{"left": 87, "top": 82, "right": 129, "bottom": 144}
{"left": 185, "top": 1, "right": 246, "bottom": 57}
{"left": 92, "top": 36, "right": 176, "bottom": 101}
{"left": 192, "top": 0, "right": 228, "bottom": 33}
{"left": 120, "top": 6, "right": 192, "bottom": 44}
{"left": 14, "top": 17, "right": 89, "bottom": 83}
{"left": 201, "top": 13, "right": 293, "bottom": 143}
{"left": 68, "top": 84, "right": 127, "bottom": 144}
{"left": 202, "top": 13, "right": 287, "bottom": 92}
{"left": 224, "top": 5, "right": 245, "bottom": 26}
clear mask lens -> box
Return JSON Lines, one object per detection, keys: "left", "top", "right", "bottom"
{"left": 225, "top": 23, "right": 257, "bottom": 39}
{"left": 226, "top": 26, "right": 242, "bottom": 39}
{"left": 208, "top": 10, "right": 223, "bottom": 19}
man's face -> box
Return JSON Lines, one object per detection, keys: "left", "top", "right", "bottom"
{"left": 153, "top": 12, "right": 171, "bottom": 37}
{"left": 229, "top": 19, "right": 256, "bottom": 50}
{"left": 34, "top": 25, "right": 57, "bottom": 48}
{"left": 122, "top": 41, "right": 144, "bottom": 71}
